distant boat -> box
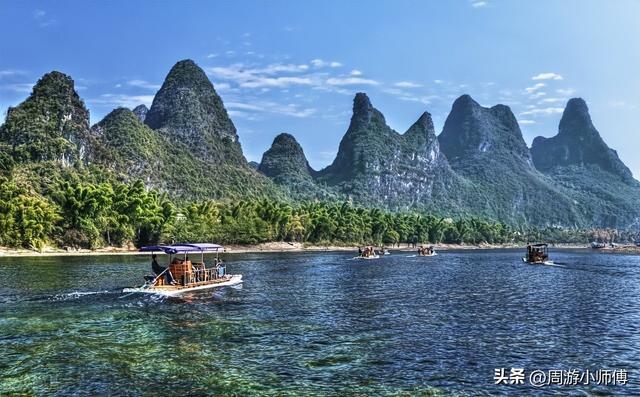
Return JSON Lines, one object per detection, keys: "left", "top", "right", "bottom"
{"left": 590, "top": 242, "right": 606, "bottom": 249}
{"left": 417, "top": 246, "right": 436, "bottom": 257}
{"left": 356, "top": 246, "right": 380, "bottom": 259}
{"left": 523, "top": 243, "right": 550, "bottom": 264}
{"left": 355, "top": 254, "right": 380, "bottom": 260}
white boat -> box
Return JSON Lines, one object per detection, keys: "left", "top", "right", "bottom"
{"left": 417, "top": 246, "right": 436, "bottom": 256}
{"left": 123, "top": 243, "right": 243, "bottom": 297}
{"left": 356, "top": 254, "right": 380, "bottom": 260}
{"left": 123, "top": 274, "right": 243, "bottom": 297}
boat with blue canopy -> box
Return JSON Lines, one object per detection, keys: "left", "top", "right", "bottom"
{"left": 122, "top": 243, "right": 243, "bottom": 296}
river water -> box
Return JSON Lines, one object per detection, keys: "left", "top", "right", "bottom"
{"left": 0, "top": 249, "right": 638, "bottom": 396}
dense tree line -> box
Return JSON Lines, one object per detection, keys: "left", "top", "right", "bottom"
{"left": 0, "top": 178, "right": 636, "bottom": 250}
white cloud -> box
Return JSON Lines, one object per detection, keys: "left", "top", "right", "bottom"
{"left": 0, "top": 70, "right": 27, "bottom": 78}
{"left": 0, "top": 83, "right": 34, "bottom": 93}
{"left": 214, "top": 82, "right": 231, "bottom": 91}
{"left": 318, "top": 150, "right": 337, "bottom": 160}
{"left": 126, "top": 79, "right": 161, "bottom": 90}
{"left": 383, "top": 87, "right": 434, "bottom": 105}
{"left": 89, "top": 94, "right": 155, "bottom": 108}
{"left": 350, "top": 69, "right": 362, "bottom": 76}
{"left": 530, "top": 91, "right": 546, "bottom": 99}
{"left": 33, "top": 8, "right": 56, "bottom": 27}
{"left": 226, "top": 100, "right": 316, "bottom": 118}
{"left": 556, "top": 88, "right": 575, "bottom": 96}
{"left": 206, "top": 53, "right": 219, "bottom": 59}
{"left": 532, "top": 72, "right": 563, "bottom": 81}
{"left": 225, "top": 102, "right": 263, "bottom": 112}
{"left": 310, "top": 59, "right": 342, "bottom": 68}
{"left": 434, "top": 79, "right": 443, "bottom": 84}
{"left": 326, "top": 77, "right": 379, "bottom": 86}
{"left": 518, "top": 119, "right": 536, "bottom": 125}
{"left": 519, "top": 107, "right": 564, "bottom": 116}
{"left": 524, "top": 83, "right": 545, "bottom": 93}
{"left": 471, "top": 1, "right": 488, "bottom": 7}
{"left": 394, "top": 81, "right": 422, "bottom": 88}
{"left": 240, "top": 76, "right": 314, "bottom": 88}
{"left": 397, "top": 95, "right": 434, "bottom": 105}
{"left": 540, "top": 97, "right": 565, "bottom": 103}
{"left": 609, "top": 100, "right": 637, "bottom": 110}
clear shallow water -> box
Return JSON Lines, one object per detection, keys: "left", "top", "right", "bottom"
{"left": 0, "top": 249, "right": 638, "bottom": 396}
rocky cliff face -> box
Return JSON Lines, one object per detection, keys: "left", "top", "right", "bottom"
{"left": 531, "top": 98, "right": 633, "bottom": 181}
{"left": 439, "top": 95, "right": 532, "bottom": 170}
{"left": 316, "top": 93, "right": 466, "bottom": 211}
{"left": 0, "top": 71, "right": 94, "bottom": 166}
{"left": 530, "top": 98, "right": 640, "bottom": 227}
{"left": 132, "top": 104, "right": 148, "bottom": 123}
{"left": 145, "top": 59, "right": 244, "bottom": 163}
{"left": 438, "top": 95, "right": 580, "bottom": 225}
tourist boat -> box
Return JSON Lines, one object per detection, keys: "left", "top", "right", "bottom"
{"left": 417, "top": 246, "right": 437, "bottom": 257}
{"left": 356, "top": 254, "right": 380, "bottom": 260}
{"left": 355, "top": 246, "right": 380, "bottom": 259}
{"left": 590, "top": 241, "right": 606, "bottom": 249}
{"left": 522, "top": 243, "right": 550, "bottom": 264}
{"left": 122, "top": 243, "right": 242, "bottom": 297}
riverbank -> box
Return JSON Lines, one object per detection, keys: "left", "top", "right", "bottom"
{"left": 0, "top": 241, "right": 602, "bottom": 257}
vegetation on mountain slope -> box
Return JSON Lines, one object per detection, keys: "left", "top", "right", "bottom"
{"left": 1, "top": 59, "right": 640, "bottom": 251}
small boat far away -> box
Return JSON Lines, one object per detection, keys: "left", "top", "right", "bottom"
{"left": 523, "top": 243, "right": 551, "bottom": 265}
{"left": 590, "top": 241, "right": 606, "bottom": 249}
{"left": 123, "top": 243, "right": 242, "bottom": 297}
{"left": 417, "top": 246, "right": 437, "bottom": 257}
{"left": 356, "top": 246, "right": 380, "bottom": 259}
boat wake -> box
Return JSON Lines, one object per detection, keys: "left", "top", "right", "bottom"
{"left": 49, "top": 290, "right": 117, "bottom": 301}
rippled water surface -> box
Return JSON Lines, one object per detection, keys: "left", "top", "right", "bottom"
{"left": 1, "top": 249, "right": 639, "bottom": 396}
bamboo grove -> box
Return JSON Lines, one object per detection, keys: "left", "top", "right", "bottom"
{"left": 0, "top": 178, "right": 634, "bottom": 250}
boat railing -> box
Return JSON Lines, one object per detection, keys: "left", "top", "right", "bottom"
{"left": 176, "top": 266, "right": 227, "bottom": 286}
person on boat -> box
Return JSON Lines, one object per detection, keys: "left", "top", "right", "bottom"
{"left": 152, "top": 254, "right": 176, "bottom": 285}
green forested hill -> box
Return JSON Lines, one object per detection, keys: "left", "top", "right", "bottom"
{"left": 1, "top": 59, "right": 639, "bottom": 250}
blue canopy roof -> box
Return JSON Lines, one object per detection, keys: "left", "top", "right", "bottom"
{"left": 140, "top": 243, "right": 224, "bottom": 254}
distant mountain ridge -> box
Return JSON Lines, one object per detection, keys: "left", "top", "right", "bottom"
{"left": 1, "top": 59, "right": 638, "bottom": 227}
{"left": 312, "top": 93, "right": 472, "bottom": 213}
{"left": 0, "top": 60, "right": 279, "bottom": 201}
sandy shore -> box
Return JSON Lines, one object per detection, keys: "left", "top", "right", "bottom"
{"left": 0, "top": 241, "right": 603, "bottom": 257}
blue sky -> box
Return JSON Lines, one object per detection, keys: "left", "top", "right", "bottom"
{"left": 1, "top": 0, "right": 639, "bottom": 175}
